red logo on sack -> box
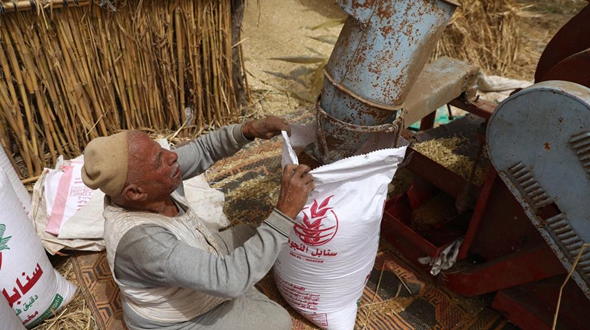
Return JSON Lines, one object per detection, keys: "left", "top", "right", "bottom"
{"left": 294, "top": 196, "right": 338, "bottom": 246}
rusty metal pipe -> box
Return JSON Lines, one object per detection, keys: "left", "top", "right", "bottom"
{"left": 315, "top": 0, "right": 459, "bottom": 163}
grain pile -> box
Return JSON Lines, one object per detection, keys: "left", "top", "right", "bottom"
{"left": 412, "top": 136, "right": 488, "bottom": 186}
{"left": 0, "top": 0, "right": 248, "bottom": 179}
{"left": 411, "top": 193, "right": 457, "bottom": 229}
{"left": 388, "top": 168, "right": 416, "bottom": 199}
{"left": 221, "top": 172, "right": 282, "bottom": 225}
{"left": 207, "top": 140, "right": 284, "bottom": 225}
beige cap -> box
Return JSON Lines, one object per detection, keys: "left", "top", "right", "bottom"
{"left": 81, "top": 131, "right": 130, "bottom": 197}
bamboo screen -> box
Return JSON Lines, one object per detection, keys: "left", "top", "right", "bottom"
{"left": 0, "top": 0, "right": 248, "bottom": 179}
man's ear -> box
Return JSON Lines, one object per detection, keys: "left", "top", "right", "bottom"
{"left": 123, "top": 184, "right": 147, "bottom": 202}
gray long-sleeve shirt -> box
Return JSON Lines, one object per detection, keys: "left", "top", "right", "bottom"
{"left": 113, "top": 125, "right": 295, "bottom": 329}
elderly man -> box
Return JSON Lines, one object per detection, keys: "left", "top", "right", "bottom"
{"left": 81, "top": 116, "right": 314, "bottom": 330}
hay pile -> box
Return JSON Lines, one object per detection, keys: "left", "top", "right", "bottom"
{"left": 36, "top": 258, "right": 94, "bottom": 330}
{"left": 0, "top": 0, "right": 248, "bottom": 179}
{"left": 432, "top": 0, "right": 524, "bottom": 77}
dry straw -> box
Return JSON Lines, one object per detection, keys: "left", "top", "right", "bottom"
{"left": 0, "top": 0, "right": 248, "bottom": 179}
{"left": 36, "top": 258, "right": 94, "bottom": 330}
{"left": 432, "top": 0, "right": 524, "bottom": 77}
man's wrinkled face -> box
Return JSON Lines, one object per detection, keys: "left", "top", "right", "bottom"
{"left": 127, "top": 132, "right": 182, "bottom": 201}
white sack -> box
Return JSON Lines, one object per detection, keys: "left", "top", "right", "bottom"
{"left": 58, "top": 190, "right": 105, "bottom": 240}
{"left": 0, "top": 147, "right": 31, "bottom": 216}
{"left": 0, "top": 295, "right": 26, "bottom": 330}
{"left": 32, "top": 167, "right": 105, "bottom": 254}
{"left": 477, "top": 73, "right": 531, "bottom": 93}
{"left": 476, "top": 74, "right": 532, "bottom": 105}
{"left": 183, "top": 175, "right": 231, "bottom": 232}
{"left": 44, "top": 156, "right": 95, "bottom": 236}
{"left": 0, "top": 170, "right": 76, "bottom": 328}
{"left": 274, "top": 124, "right": 407, "bottom": 329}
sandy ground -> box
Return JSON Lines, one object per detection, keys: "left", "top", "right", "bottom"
{"left": 240, "top": 0, "right": 345, "bottom": 117}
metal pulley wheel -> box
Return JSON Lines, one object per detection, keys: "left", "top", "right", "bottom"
{"left": 487, "top": 81, "right": 590, "bottom": 300}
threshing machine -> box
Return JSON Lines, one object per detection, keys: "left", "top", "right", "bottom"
{"left": 310, "top": 0, "right": 590, "bottom": 329}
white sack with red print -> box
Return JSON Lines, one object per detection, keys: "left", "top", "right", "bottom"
{"left": 0, "top": 146, "right": 31, "bottom": 216}
{"left": 274, "top": 124, "right": 407, "bottom": 330}
{"left": 0, "top": 170, "right": 76, "bottom": 328}
{"left": 1, "top": 292, "right": 26, "bottom": 329}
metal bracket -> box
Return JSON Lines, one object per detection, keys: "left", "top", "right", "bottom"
{"left": 316, "top": 101, "right": 401, "bottom": 134}
{"left": 315, "top": 100, "right": 403, "bottom": 159}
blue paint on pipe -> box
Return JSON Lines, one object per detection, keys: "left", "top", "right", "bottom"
{"left": 315, "top": 0, "right": 458, "bottom": 164}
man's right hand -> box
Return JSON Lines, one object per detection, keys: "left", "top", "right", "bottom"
{"left": 276, "top": 164, "right": 315, "bottom": 219}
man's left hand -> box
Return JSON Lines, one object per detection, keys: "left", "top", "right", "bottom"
{"left": 242, "top": 115, "right": 290, "bottom": 140}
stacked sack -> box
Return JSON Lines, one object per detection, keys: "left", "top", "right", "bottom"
{"left": 0, "top": 147, "right": 76, "bottom": 328}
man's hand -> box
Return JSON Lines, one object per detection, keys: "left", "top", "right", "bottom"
{"left": 276, "top": 164, "right": 315, "bottom": 219}
{"left": 242, "top": 115, "right": 290, "bottom": 140}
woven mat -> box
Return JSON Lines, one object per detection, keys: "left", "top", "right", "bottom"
{"left": 71, "top": 108, "right": 519, "bottom": 329}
